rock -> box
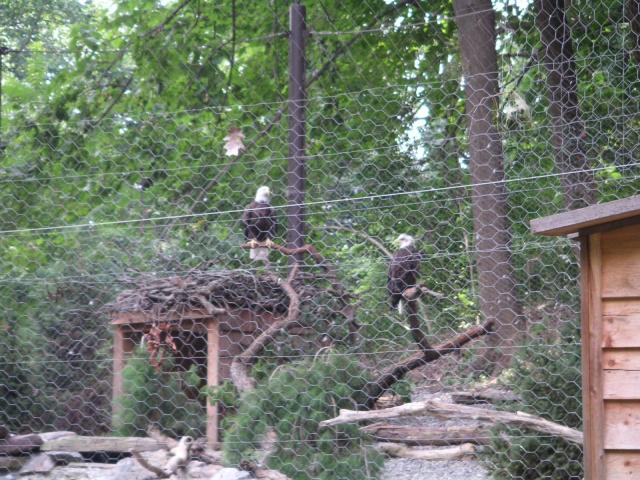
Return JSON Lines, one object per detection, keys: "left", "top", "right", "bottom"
{"left": 0, "top": 435, "right": 43, "bottom": 455}
{"left": 0, "top": 455, "right": 27, "bottom": 473}
{"left": 46, "top": 451, "right": 84, "bottom": 465}
{"left": 210, "top": 467, "right": 252, "bottom": 480}
{"left": 108, "top": 449, "right": 170, "bottom": 480}
{"left": 18, "top": 462, "right": 115, "bottom": 480}
{"left": 18, "top": 454, "right": 55, "bottom": 475}
{"left": 187, "top": 461, "right": 223, "bottom": 478}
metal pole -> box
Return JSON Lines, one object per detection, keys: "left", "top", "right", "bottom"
{"left": 287, "top": 1, "right": 307, "bottom": 264}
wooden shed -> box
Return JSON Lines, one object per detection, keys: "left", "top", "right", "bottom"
{"left": 108, "top": 269, "right": 349, "bottom": 448}
{"left": 531, "top": 194, "right": 640, "bottom": 479}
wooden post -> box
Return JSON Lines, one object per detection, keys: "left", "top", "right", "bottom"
{"left": 287, "top": 1, "right": 307, "bottom": 265}
{"left": 206, "top": 318, "right": 220, "bottom": 447}
{"left": 582, "top": 233, "right": 605, "bottom": 479}
{"left": 112, "top": 325, "right": 126, "bottom": 418}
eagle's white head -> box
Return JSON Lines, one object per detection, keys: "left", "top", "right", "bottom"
{"left": 396, "top": 234, "right": 415, "bottom": 249}
{"left": 255, "top": 186, "right": 271, "bottom": 203}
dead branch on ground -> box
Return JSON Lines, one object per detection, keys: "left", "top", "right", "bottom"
{"left": 321, "top": 400, "right": 583, "bottom": 445}
{"left": 361, "top": 423, "right": 492, "bottom": 446}
{"left": 376, "top": 442, "right": 476, "bottom": 460}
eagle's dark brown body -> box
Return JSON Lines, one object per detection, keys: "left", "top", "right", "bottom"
{"left": 242, "top": 200, "right": 277, "bottom": 242}
{"left": 387, "top": 245, "right": 421, "bottom": 308}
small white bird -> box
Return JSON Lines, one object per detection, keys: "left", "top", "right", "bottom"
{"left": 164, "top": 435, "right": 193, "bottom": 474}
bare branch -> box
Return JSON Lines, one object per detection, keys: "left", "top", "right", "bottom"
{"left": 130, "top": 449, "right": 169, "bottom": 478}
{"left": 321, "top": 400, "right": 583, "bottom": 445}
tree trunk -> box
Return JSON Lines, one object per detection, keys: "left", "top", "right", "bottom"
{"left": 627, "top": 0, "right": 640, "bottom": 64}
{"left": 453, "top": 0, "right": 523, "bottom": 372}
{"left": 536, "top": 0, "right": 597, "bottom": 210}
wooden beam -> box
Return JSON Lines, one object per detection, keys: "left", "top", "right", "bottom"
{"left": 206, "top": 317, "right": 220, "bottom": 448}
{"left": 530, "top": 194, "right": 640, "bottom": 236}
{"left": 112, "top": 325, "right": 125, "bottom": 419}
{"left": 582, "top": 234, "right": 605, "bottom": 479}
{"left": 42, "top": 436, "right": 166, "bottom": 453}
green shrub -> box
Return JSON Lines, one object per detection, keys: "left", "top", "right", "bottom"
{"left": 222, "top": 352, "right": 384, "bottom": 480}
{"left": 113, "top": 348, "right": 205, "bottom": 438}
{"left": 484, "top": 321, "right": 583, "bottom": 479}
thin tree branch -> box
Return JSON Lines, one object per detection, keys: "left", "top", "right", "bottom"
{"left": 130, "top": 449, "right": 169, "bottom": 478}
{"left": 324, "top": 224, "right": 393, "bottom": 258}
{"left": 144, "top": 0, "right": 194, "bottom": 37}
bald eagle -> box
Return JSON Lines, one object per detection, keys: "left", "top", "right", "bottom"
{"left": 242, "top": 186, "right": 277, "bottom": 261}
{"left": 388, "top": 234, "right": 420, "bottom": 314}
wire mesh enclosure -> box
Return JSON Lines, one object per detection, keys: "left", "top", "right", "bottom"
{"left": 1, "top": 0, "right": 639, "bottom": 478}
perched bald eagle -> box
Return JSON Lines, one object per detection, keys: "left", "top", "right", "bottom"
{"left": 242, "top": 186, "right": 277, "bottom": 261}
{"left": 388, "top": 234, "right": 420, "bottom": 314}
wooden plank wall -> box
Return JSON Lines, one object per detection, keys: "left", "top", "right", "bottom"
{"left": 595, "top": 224, "right": 640, "bottom": 478}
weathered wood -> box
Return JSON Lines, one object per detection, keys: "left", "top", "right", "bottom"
{"left": 451, "top": 388, "right": 521, "bottom": 405}
{"left": 582, "top": 234, "right": 606, "bottom": 479}
{"left": 364, "top": 318, "right": 494, "bottom": 407}
{"left": 207, "top": 317, "right": 220, "bottom": 448}
{"left": 603, "top": 348, "right": 640, "bottom": 370}
{"left": 601, "top": 231, "right": 640, "bottom": 298}
{"left": 603, "top": 298, "right": 640, "bottom": 315}
{"left": 530, "top": 194, "right": 640, "bottom": 236}
{"left": 42, "top": 436, "right": 167, "bottom": 453}
{"left": 38, "top": 431, "right": 77, "bottom": 443}
{"left": 361, "top": 423, "right": 492, "bottom": 446}
{"left": 602, "top": 315, "right": 640, "bottom": 348}
{"left": 320, "top": 400, "right": 583, "bottom": 444}
{"left": 603, "top": 370, "right": 640, "bottom": 399}
{"left": 0, "top": 433, "right": 43, "bottom": 455}
{"left": 376, "top": 442, "right": 476, "bottom": 460}
{"left": 604, "top": 400, "right": 640, "bottom": 450}
{"left": 605, "top": 451, "right": 640, "bottom": 479}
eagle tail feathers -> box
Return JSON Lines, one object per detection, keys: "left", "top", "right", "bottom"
{"left": 397, "top": 300, "right": 404, "bottom": 315}
{"left": 250, "top": 247, "right": 269, "bottom": 261}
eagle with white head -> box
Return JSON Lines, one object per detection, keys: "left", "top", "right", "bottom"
{"left": 242, "top": 186, "right": 277, "bottom": 261}
{"left": 387, "top": 234, "right": 421, "bottom": 314}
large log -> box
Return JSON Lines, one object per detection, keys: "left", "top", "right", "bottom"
{"left": 42, "top": 435, "right": 167, "bottom": 453}
{"left": 376, "top": 442, "right": 476, "bottom": 460}
{"left": 320, "top": 400, "right": 583, "bottom": 444}
{"left": 361, "top": 423, "right": 492, "bottom": 446}
{"left": 451, "top": 388, "right": 521, "bottom": 405}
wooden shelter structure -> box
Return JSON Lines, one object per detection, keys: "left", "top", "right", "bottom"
{"left": 532, "top": 194, "right": 640, "bottom": 479}
{"left": 108, "top": 268, "right": 350, "bottom": 447}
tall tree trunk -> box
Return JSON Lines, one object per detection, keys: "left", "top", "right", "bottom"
{"left": 453, "top": 0, "right": 523, "bottom": 372}
{"left": 536, "top": 0, "right": 597, "bottom": 210}
{"left": 627, "top": 0, "right": 640, "bottom": 64}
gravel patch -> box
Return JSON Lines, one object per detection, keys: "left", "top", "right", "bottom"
{"left": 381, "top": 458, "right": 490, "bottom": 480}
{"left": 378, "top": 388, "right": 493, "bottom": 480}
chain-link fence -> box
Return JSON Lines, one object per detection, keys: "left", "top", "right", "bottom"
{"left": 1, "top": 0, "right": 639, "bottom": 478}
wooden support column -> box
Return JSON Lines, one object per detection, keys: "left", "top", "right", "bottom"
{"left": 112, "top": 325, "right": 126, "bottom": 418}
{"left": 206, "top": 318, "right": 220, "bottom": 448}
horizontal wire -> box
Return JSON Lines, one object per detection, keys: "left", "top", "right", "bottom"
{"left": 1, "top": 159, "right": 637, "bottom": 236}
{"left": 2, "top": 105, "right": 638, "bottom": 185}
{"left": 0, "top": 343, "right": 582, "bottom": 366}
{"left": 2, "top": 50, "right": 629, "bottom": 124}
{"left": 0, "top": 240, "right": 575, "bottom": 284}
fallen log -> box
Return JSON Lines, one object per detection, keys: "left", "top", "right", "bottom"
{"left": 320, "top": 400, "right": 583, "bottom": 445}
{"left": 451, "top": 388, "right": 521, "bottom": 405}
{"left": 361, "top": 423, "right": 492, "bottom": 446}
{"left": 42, "top": 435, "right": 167, "bottom": 453}
{"left": 376, "top": 442, "right": 476, "bottom": 460}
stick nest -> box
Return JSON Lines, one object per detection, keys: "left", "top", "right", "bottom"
{"left": 108, "top": 269, "right": 341, "bottom": 318}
